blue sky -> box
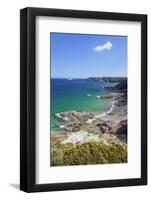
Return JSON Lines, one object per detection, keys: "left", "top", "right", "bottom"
{"left": 50, "top": 33, "right": 127, "bottom": 78}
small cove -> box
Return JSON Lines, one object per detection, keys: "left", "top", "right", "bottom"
{"left": 51, "top": 78, "right": 116, "bottom": 131}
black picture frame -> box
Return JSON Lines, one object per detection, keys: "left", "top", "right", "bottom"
{"left": 20, "top": 7, "right": 147, "bottom": 192}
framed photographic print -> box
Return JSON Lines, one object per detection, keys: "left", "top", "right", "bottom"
{"left": 20, "top": 7, "right": 147, "bottom": 192}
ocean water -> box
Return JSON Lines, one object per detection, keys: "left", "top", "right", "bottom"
{"left": 51, "top": 78, "right": 115, "bottom": 131}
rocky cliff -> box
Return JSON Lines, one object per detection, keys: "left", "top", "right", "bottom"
{"left": 87, "top": 77, "right": 127, "bottom": 83}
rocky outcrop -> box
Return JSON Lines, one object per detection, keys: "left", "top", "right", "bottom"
{"left": 114, "top": 120, "right": 127, "bottom": 142}
{"left": 114, "top": 80, "right": 127, "bottom": 91}
{"left": 88, "top": 77, "right": 127, "bottom": 83}
{"left": 56, "top": 111, "right": 94, "bottom": 123}
{"left": 104, "top": 80, "right": 127, "bottom": 93}
{"left": 56, "top": 111, "right": 94, "bottom": 132}
{"left": 87, "top": 117, "right": 127, "bottom": 143}
{"left": 114, "top": 92, "right": 127, "bottom": 107}
{"left": 89, "top": 118, "right": 116, "bottom": 134}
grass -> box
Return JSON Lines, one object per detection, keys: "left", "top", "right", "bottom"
{"left": 50, "top": 141, "right": 127, "bottom": 166}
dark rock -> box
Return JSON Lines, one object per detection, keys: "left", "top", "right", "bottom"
{"left": 114, "top": 120, "right": 127, "bottom": 142}
{"left": 114, "top": 93, "right": 127, "bottom": 107}
{"left": 115, "top": 120, "right": 127, "bottom": 135}
{"left": 90, "top": 119, "right": 115, "bottom": 134}
{"left": 114, "top": 80, "right": 127, "bottom": 91}
{"left": 56, "top": 111, "right": 94, "bottom": 132}
{"left": 89, "top": 118, "right": 127, "bottom": 143}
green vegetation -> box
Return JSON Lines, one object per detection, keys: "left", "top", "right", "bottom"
{"left": 51, "top": 141, "right": 127, "bottom": 166}
{"left": 51, "top": 144, "right": 64, "bottom": 166}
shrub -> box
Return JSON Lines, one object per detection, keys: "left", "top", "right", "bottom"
{"left": 50, "top": 144, "right": 64, "bottom": 166}
{"left": 50, "top": 141, "right": 127, "bottom": 166}
{"left": 62, "top": 142, "right": 127, "bottom": 165}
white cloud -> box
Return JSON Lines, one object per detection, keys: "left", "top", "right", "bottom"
{"left": 93, "top": 41, "right": 112, "bottom": 52}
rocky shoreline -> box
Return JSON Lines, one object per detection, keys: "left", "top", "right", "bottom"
{"left": 51, "top": 79, "right": 127, "bottom": 166}
{"left": 51, "top": 79, "right": 127, "bottom": 146}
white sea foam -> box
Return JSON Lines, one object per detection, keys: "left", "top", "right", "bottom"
{"left": 86, "top": 94, "right": 92, "bottom": 97}
{"left": 59, "top": 125, "right": 65, "bottom": 129}
{"left": 55, "top": 113, "right": 69, "bottom": 121}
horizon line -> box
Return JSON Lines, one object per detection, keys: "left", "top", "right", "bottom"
{"left": 51, "top": 76, "right": 128, "bottom": 79}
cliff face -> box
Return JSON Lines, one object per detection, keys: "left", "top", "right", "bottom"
{"left": 87, "top": 77, "right": 104, "bottom": 82}
{"left": 87, "top": 77, "right": 127, "bottom": 92}
{"left": 103, "top": 80, "right": 127, "bottom": 92}
{"left": 87, "top": 77, "right": 127, "bottom": 82}
{"left": 114, "top": 80, "right": 127, "bottom": 91}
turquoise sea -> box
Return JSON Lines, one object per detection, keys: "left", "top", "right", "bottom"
{"left": 51, "top": 78, "right": 115, "bottom": 131}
